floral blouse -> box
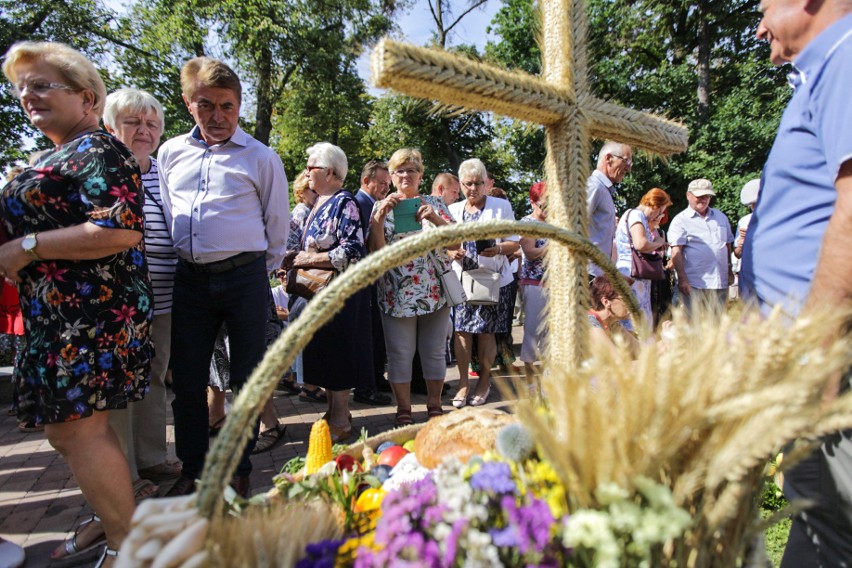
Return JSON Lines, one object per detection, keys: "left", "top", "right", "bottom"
{"left": 287, "top": 202, "right": 311, "bottom": 253}
{"left": 373, "top": 195, "right": 454, "bottom": 318}
{"left": 290, "top": 190, "right": 365, "bottom": 272}
{"left": 520, "top": 215, "right": 547, "bottom": 282}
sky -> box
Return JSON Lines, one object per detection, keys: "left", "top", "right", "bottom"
{"left": 358, "top": 1, "right": 501, "bottom": 94}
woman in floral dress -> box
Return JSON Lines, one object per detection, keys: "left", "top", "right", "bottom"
{"left": 368, "top": 148, "right": 455, "bottom": 426}
{"left": 286, "top": 142, "right": 369, "bottom": 443}
{"left": 0, "top": 41, "right": 152, "bottom": 566}
{"left": 519, "top": 181, "right": 549, "bottom": 387}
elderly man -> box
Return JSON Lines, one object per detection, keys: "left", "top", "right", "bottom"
{"left": 668, "top": 179, "right": 734, "bottom": 311}
{"left": 741, "top": 1, "right": 852, "bottom": 564}
{"left": 587, "top": 141, "right": 633, "bottom": 277}
{"left": 158, "top": 57, "right": 290, "bottom": 497}
{"left": 352, "top": 160, "right": 392, "bottom": 405}
{"left": 431, "top": 172, "right": 461, "bottom": 208}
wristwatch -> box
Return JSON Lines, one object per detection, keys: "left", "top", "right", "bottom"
{"left": 22, "top": 233, "right": 40, "bottom": 261}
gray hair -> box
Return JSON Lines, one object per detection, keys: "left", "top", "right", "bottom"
{"left": 306, "top": 142, "right": 348, "bottom": 182}
{"left": 458, "top": 158, "right": 488, "bottom": 182}
{"left": 103, "top": 88, "right": 165, "bottom": 135}
{"left": 597, "top": 141, "right": 630, "bottom": 168}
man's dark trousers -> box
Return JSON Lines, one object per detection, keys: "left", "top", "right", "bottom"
{"left": 170, "top": 255, "right": 268, "bottom": 479}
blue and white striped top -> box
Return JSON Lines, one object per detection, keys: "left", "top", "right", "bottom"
{"left": 142, "top": 158, "right": 177, "bottom": 315}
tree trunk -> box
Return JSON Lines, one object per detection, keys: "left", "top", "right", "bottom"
{"left": 254, "top": 43, "right": 274, "bottom": 145}
{"left": 696, "top": 1, "right": 711, "bottom": 123}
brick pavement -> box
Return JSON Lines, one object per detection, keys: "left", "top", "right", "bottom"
{"left": 0, "top": 326, "right": 523, "bottom": 567}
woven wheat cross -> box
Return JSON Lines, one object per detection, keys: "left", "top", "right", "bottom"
{"left": 371, "top": 0, "right": 688, "bottom": 367}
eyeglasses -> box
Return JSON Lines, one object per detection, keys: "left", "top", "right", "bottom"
{"left": 13, "top": 81, "right": 75, "bottom": 98}
{"left": 392, "top": 168, "right": 420, "bottom": 177}
{"left": 461, "top": 180, "right": 486, "bottom": 189}
{"left": 611, "top": 153, "right": 633, "bottom": 167}
{"left": 305, "top": 165, "right": 327, "bottom": 173}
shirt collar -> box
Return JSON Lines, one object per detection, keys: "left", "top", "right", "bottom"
{"left": 358, "top": 189, "right": 376, "bottom": 204}
{"left": 591, "top": 169, "right": 614, "bottom": 190}
{"left": 687, "top": 205, "right": 713, "bottom": 219}
{"left": 187, "top": 124, "right": 248, "bottom": 148}
{"left": 791, "top": 13, "right": 852, "bottom": 88}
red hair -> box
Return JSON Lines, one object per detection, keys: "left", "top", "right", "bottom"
{"left": 530, "top": 181, "right": 546, "bottom": 204}
{"left": 639, "top": 187, "right": 672, "bottom": 209}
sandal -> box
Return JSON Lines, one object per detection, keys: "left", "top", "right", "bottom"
{"left": 427, "top": 405, "right": 444, "bottom": 418}
{"left": 51, "top": 514, "right": 106, "bottom": 563}
{"left": 299, "top": 387, "right": 327, "bottom": 403}
{"left": 94, "top": 545, "right": 117, "bottom": 568}
{"left": 132, "top": 478, "right": 160, "bottom": 502}
{"left": 275, "top": 377, "right": 301, "bottom": 396}
{"left": 395, "top": 407, "right": 413, "bottom": 427}
{"left": 329, "top": 423, "right": 355, "bottom": 444}
{"left": 17, "top": 420, "right": 43, "bottom": 433}
{"left": 252, "top": 424, "right": 287, "bottom": 454}
{"left": 137, "top": 461, "right": 182, "bottom": 482}
{"left": 208, "top": 416, "right": 226, "bottom": 438}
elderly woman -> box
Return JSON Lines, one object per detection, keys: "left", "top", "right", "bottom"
{"left": 0, "top": 42, "right": 152, "bottom": 567}
{"left": 368, "top": 148, "right": 455, "bottom": 425}
{"left": 285, "top": 142, "right": 369, "bottom": 442}
{"left": 448, "top": 159, "right": 519, "bottom": 408}
{"left": 103, "top": 89, "right": 181, "bottom": 489}
{"left": 614, "top": 187, "right": 672, "bottom": 326}
{"left": 519, "top": 181, "right": 548, "bottom": 384}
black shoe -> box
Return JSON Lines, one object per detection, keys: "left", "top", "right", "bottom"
{"left": 375, "top": 379, "right": 392, "bottom": 392}
{"left": 352, "top": 391, "right": 392, "bottom": 406}
{"left": 165, "top": 475, "right": 196, "bottom": 497}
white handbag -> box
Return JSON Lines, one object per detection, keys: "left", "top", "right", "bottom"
{"left": 461, "top": 267, "right": 501, "bottom": 305}
{"left": 429, "top": 252, "right": 467, "bottom": 307}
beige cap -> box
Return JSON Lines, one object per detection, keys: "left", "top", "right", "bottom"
{"left": 688, "top": 178, "right": 715, "bottom": 197}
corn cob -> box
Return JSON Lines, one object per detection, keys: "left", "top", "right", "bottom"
{"left": 305, "top": 419, "right": 333, "bottom": 475}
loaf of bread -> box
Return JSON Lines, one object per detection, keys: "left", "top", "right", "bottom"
{"left": 414, "top": 407, "right": 516, "bottom": 469}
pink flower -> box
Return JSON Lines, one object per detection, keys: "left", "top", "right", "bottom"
{"left": 37, "top": 262, "right": 69, "bottom": 282}
{"left": 110, "top": 304, "right": 137, "bottom": 324}
{"left": 108, "top": 184, "right": 138, "bottom": 204}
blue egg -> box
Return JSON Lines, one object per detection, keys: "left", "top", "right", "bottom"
{"left": 376, "top": 441, "right": 397, "bottom": 453}
{"left": 370, "top": 464, "right": 393, "bottom": 483}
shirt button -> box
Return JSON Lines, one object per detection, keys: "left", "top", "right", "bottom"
{"left": 193, "top": 233, "right": 198, "bottom": 237}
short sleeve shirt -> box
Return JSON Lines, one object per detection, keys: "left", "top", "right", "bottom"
{"left": 668, "top": 207, "right": 734, "bottom": 290}
{"left": 740, "top": 14, "right": 852, "bottom": 316}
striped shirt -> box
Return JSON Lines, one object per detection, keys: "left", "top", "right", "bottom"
{"left": 142, "top": 158, "right": 177, "bottom": 314}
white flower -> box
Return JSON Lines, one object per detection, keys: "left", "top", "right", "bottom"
{"left": 595, "top": 482, "right": 630, "bottom": 506}
{"left": 563, "top": 511, "right": 621, "bottom": 568}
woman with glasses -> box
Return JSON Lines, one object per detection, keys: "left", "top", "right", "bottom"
{"left": 368, "top": 148, "right": 455, "bottom": 425}
{"left": 285, "top": 142, "right": 369, "bottom": 442}
{"left": 0, "top": 42, "right": 152, "bottom": 567}
{"left": 447, "top": 159, "right": 519, "bottom": 408}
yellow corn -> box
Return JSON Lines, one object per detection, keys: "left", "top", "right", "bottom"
{"left": 305, "top": 419, "right": 333, "bottom": 475}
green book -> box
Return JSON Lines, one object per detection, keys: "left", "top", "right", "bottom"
{"left": 393, "top": 198, "right": 422, "bottom": 233}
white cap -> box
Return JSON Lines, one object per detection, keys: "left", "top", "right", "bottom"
{"left": 740, "top": 179, "right": 760, "bottom": 205}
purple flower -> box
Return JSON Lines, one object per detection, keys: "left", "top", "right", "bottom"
{"left": 470, "top": 462, "right": 517, "bottom": 495}
{"left": 491, "top": 495, "right": 555, "bottom": 555}
{"left": 296, "top": 538, "right": 344, "bottom": 568}
{"left": 443, "top": 519, "right": 468, "bottom": 565}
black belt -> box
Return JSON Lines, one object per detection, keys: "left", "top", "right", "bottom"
{"left": 179, "top": 251, "right": 265, "bottom": 274}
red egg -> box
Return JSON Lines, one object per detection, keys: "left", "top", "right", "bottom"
{"left": 335, "top": 453, "right": 357, "bottom": 472}
{"left": 377, "top": 446, "right": 409, "bottom": 468}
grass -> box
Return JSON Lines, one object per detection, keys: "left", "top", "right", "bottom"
{"left": 763, "top": 512, "right": 791, "bottom": 566}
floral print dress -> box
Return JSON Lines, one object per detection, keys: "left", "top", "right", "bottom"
{"left": 297, "top": 190, "right": 372, "bottom": 391}
{"left": 0, "top": 131, "right": 153, "bottom": 424}
{"left": 374, "top": 194, "right": 454, "bottom": 318}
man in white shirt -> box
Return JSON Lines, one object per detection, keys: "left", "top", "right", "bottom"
{"left": 587, "top": 141, "right": 633, "bottom": 277}
{"left": 157, "top": 56, "right": 289, "bottom": 497}
{"left": 668, "top": 178, "right": 734, "bottom": 312}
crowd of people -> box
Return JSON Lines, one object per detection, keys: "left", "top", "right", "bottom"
{"left": 2, "top": 0, "right": 852, "bottom": 562}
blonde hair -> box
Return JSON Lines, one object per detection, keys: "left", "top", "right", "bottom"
{"left": 103, "top": 88, "right": 165, "bottom": 135}
{"left": 387, "top": 148, "right": 423, "bottom": 174}
{"left": 3, "top": 41, "right": 107, "bottom": 117}
{"left": 292, "top": 171, "right": 311, "bottom": 204}
{"left": 180, "top": 56, "right": 242, "bottom": 102}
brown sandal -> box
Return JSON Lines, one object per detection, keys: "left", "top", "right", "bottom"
{"left": 395, "top": 407, "right": 413, "bottom": 426}
{"left": 427, "top": 405, "right": 444, "bottom": 418}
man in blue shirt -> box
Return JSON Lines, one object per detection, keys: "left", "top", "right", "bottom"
{"left": 741, "top": 1, "right": 852, "bottom": 565}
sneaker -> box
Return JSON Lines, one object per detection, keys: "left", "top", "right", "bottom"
{"left": 352, "top": 391, "right": 392, "bottom": 406}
